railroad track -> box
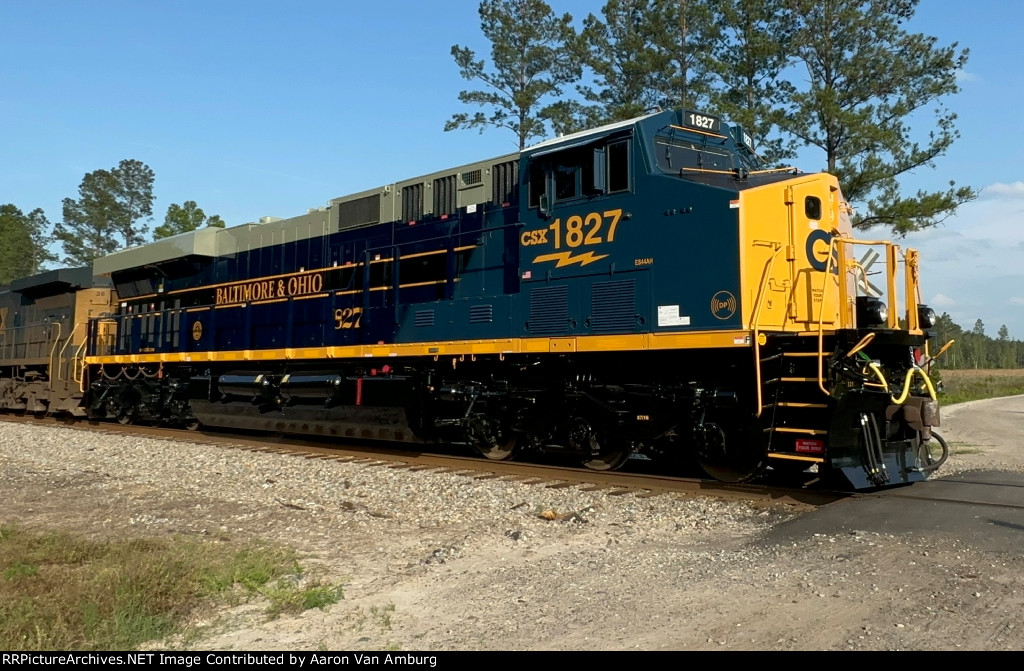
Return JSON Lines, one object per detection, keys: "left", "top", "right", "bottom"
{"left": 0, "top": 414, "right": 843, "bottom": 509}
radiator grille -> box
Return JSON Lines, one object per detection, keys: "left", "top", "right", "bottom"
{"left": 414, "top": 310, "right": 435, "bottom": 327}
{"left": 402, "top": 184, "right": 423, "bottom": 222}
{"left": 433, "top": 175, "right": 457, "bottom": 217}
{"left": 491, "top": 160, "right": 518, "bottom": 205}
{"left": 338, "top": 194, "right": 380, "bottom": 229}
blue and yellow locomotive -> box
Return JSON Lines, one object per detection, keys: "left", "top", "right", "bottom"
{"left": 83, "top": 108, "right": 944, "bottom": 490}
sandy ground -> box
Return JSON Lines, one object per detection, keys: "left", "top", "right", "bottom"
{"left": 2, "top": 395, "right": 1023, "bottom": 651}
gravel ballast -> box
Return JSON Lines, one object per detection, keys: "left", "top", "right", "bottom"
{"left": 2, "top": 400, "right": 1023, "bottom": 651}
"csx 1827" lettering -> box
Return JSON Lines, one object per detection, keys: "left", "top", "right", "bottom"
{"left": 520, "top": 209, "right": 624, "bottom": 249}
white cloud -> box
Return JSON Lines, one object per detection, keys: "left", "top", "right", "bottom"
{"left": 1011, "top": 297, "right": 1024, "bottom": 306}
{"left": 930, "top": 293, "right": 957, "bottom": 308}
{"left": 980, "top": 182, "right": 1024, "bottom": 199}
{"left": 955, "top": 69, "right": 978, "bottom": 83}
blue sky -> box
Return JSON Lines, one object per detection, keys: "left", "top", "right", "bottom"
{"left": 2, "top": 1, "right": 1022, "bottom": 339}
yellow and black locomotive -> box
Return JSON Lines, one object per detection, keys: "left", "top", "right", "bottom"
{"left": 9, "top": 108, "right": 946, "bottom": 490}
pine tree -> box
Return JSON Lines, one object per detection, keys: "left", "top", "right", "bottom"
{"left": 0, "top": 204, "right": 38, "bottom": 284}
{"left": 709, "top": 0, "right": 797, "bottom": 165}
{"left": 55, "top": 169, "right": 123, "bottom": 265}
{"left": 154, "top": 201, "right": 226, "bottom": 239}
{"left": 445, "top": 0, "right": 580, "bottom": 150}
{"left": 782, "top": 0, "right": 976, "bottom": 234}
{"left": 646, "top": 0, "right": 719, "bottom": 111}
{"left": 548, "top": 0, "right": 667, "bottom": 134}
{"left": 23, "top": 207, "right": 58, "bottom": 273}
{"left": 110, "top": 159, "right": 155, "bottom": 247}
{"left": 54, "top": 159, "right": 156, "bottom": 265}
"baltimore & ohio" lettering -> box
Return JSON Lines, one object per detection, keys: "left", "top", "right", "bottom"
{"left": 215, "top": 272, "right": 325, "bottom": 305}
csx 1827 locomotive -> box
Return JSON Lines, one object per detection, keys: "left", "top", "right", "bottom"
{"left": 5, "top": 108, "right": 947, "bottom": 490}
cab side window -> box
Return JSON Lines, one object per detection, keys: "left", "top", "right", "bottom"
{"left": 607, "top": 140, "right": 629, "bottom": 193}
{"left": 528, "top": 162, "right": 546, "bottom": 208}
{"left": 555, "top": 162, "right": 579, "bottom": 201}
{"left": 528, "top": 136, "right": 632, "bottom": 209}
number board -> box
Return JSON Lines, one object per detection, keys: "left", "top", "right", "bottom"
{"left": 681, "top": 111, "right": 722, "bottom": 134}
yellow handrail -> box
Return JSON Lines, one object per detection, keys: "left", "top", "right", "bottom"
{"left": 845, "top": 333, "right": 875, "bottom": 358}
{"left": 751, "top": 243, "right": 784, "bottom": 417}
{"left": 47, "top": 322, "right": 62, "bottom": 392}
{"left": 816, "top": 236, "right": 841, "bottom": 397}
{"left": 56, "top": 322, "right": 81, "bottom": 382}
{"left": 73, "top": 340, "right": 90, "bottom": 392}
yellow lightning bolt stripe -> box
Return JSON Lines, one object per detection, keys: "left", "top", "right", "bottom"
{"left": 532, "top": 251, "right": 610, "bottom": 268}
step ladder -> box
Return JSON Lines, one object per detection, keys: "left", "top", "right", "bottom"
{"left": 758, "top": 340, "right": 831, "bottom": 469}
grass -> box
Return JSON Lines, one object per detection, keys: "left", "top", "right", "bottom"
{"left": 0, "top": 524, "right": 344, "bottom": 651}
{"left": 947, "top": 441, "right": 983, "bottom": 456}
{"left": 934, "top": 368, "right": 1024, "bottom": 405}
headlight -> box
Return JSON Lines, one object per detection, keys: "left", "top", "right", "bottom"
{"left": 918, "top": 305, "right": 937, "bottom": 329}
{"left": 856, "top": 296, "right": 888, "bottom": 327}
{"left": 876, "top": 302, "right": 888, "bottom": 325}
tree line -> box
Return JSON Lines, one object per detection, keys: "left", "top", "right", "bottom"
{"left": 1, "top": 159, "right": 224, "bottom": 284}
{"left": 447, "top": 0, "right": 977, "bottom": 236}
{"left": 931, "top": 314, "right": 1024, "bottom": 370}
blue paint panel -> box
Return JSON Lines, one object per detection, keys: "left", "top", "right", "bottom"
{"left": 105, "top": 109, "right": 770, "bottom": 357}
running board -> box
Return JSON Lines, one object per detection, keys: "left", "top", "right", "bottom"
{"left": 764, "top": 426, "right": 828, "bottom": 435}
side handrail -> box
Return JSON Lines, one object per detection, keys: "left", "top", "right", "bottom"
{"left": 816, "top": 237, "right": 842, "bottom": 397}
{"left": 56, "top": 322, "right": 81, "bottom": 382}
{"left": 73, "top": 340, "right": 90, "bottom": 391}
{"left": 47, "top": 322, "right": 62, "bottom": 391}
{"left": 750, "top": 242, "right": 784, "bottom": 417}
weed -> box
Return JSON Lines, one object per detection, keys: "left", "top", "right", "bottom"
{"left": 948, "top": 442, "right": 984, "bottom": 455}
{"left": 3, "top": 562, "right": 38, "bottom": 581}
{"left": 370, "top": 603, "right": 396, "bottom": 631}
{"left": 263, "top": 582, "right": 345, "bottom": 619}
{"left": 0, "top": 524, "right": 331, "bottom": 651}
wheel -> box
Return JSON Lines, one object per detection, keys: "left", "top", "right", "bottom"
{"left": 116, "top": 411, "right": 133, "bottom": 425}
{"left": 580, "top": 437, "right": 632, "bottom": 471}
{"left": 473, "top": 433, "right": 519, "bottom": 461}
{"left": 695, "top": 415, "right": 767, "bottom": 483}
{"left": 572, "top": 420, "right": 631, "bottom": 471}
{"left": 467, "top": 413, "right": 520, "bottom": 461}
{"left": 184, "top": 417, "right": 201, "bottom": 431}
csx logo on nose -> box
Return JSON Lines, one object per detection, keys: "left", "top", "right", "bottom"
{"left": 805, "top": 229, "right": 839, "bottom": 274}
{"left": 520, "top": 230, "right": 549, "bottom": 246}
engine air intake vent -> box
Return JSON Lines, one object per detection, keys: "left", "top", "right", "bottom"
{"left": 461, "top": 169, "right": 482, "bottom": 186}
{"left": 414, "top": 310, "right": 435, "bottom": 327}
{"left": 469, "top": 304, "right": 493, "bottom": 323}
{"left": 590, "top": 280, "right": 636, "bottom": 331}
{"left": 527, "top": 286, "right": 570, "bottom": 334}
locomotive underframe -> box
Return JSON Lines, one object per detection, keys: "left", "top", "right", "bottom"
{"left": 0, "top": 364, "right": 89, "bottom": 416}
{"left": 84, "top": 331, "right": 938, "bottom": 490}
